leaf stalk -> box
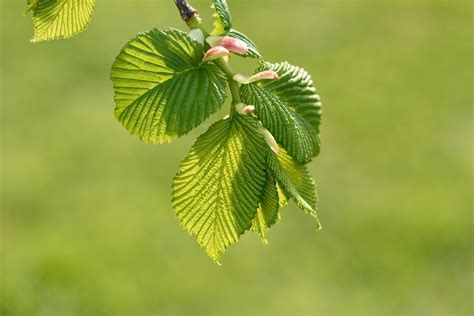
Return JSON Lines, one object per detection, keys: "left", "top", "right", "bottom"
{"left": 213, "top": 58, "right": 242, "bottom": 112}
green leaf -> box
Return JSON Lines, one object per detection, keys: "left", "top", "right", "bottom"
{"left": 24, "top": 0, "right": 38, "bottom": 14}
{"left": 27, "top": 0, "right": 95, "bottom": 42}
{"left": 277, "top": 184, "right": 288, "bottom": 208}
{"left": 263, "top": 62, "right": 323, "bottom": 132}
{"left": 268, "top": 149, "right": 321, "bottom": 229}
{"left": 172, "top": 115, "right": 268, "bottom": 262}
{"left": 251, "top": 173, "right": 280, "bottom": 244}
{"left": 227, "top": 29, "right": 263, "bottom": 61}
{"left": 111, "top": 28, "right": 228, "bottom": 143}
{"left": 241, "top": 62, "right": 322, "bottom": 163}
{"left": 211, "top": 0, "right": 233, "bottom": 35}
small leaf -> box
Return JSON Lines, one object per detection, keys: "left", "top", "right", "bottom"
{"left": 111, "top": 28, "right": 228, "bottom": 143}
{"left": 28, "top": 0, "right": 95, "bottom": 42}
{"left": 227, "top": 29, "right": 263, "bottom": 60}
{"left": 172, "top": 115, "right": 268, "bottom": 262}
{"left": 251, "top": 173, "right": 280, "bottom": 244}
{"left": 211, "top": 0, "right": 233, "bottom": 35}
{"left": 241, "top": 62, "right": 322, "bottom": 163}
{"left": 267, "top": 148, "right": 321, "bottom": 229}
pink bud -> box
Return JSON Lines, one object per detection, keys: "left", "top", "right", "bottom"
{"left": 236, "top": 103, "right": 255, "bottom": 115}
{"left": 233, "top": 71, "right": 280, "bottom": 85}
{"left": 242, "top": 105, "right": 255, "bottom": 114}
{"left": 219, "top": 36, "right": 248, "bottom": 55}
{"left": 260, "top": 126, "right": 281, "bottom": 155}
{"left": 203, "top": 46, "right": 230, "bottom": 62}
{"left": 247, "top": 70, "right": 280, "bottom": 83}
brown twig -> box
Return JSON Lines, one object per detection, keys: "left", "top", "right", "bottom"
{"left": 174, "top": 0, "right": 197, "bottom": 22}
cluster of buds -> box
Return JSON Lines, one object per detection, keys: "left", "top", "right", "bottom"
{"left": 202, "top": 36, "right": 281, "bottom": 86}
{"left": 203, "top": 36, "right": 248, "bottom": 62}
{"left": 201, "top": 35, "right": 282, "bottom": 156}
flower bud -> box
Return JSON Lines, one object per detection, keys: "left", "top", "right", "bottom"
{"left": 242, "top": 105, "right": 255, "bottom": 115}
{"left": 219, "top": 36, "right": 248, "bottom": 55}
{"left": 259, "top": 126, "right": 281, "bottom": 155}
{"left": 247, "top": 70, "right": 280, "bottom": 83}
{"left": 233, "top": 70, "right": 280, "bottom": 85}
{"left": 203, "top": 46, "right": 230, "bottom": 62}
{"left": 236, "top": 103, "right": 255, "bottom": 115}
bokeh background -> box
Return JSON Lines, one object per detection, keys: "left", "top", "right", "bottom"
{"left": 1, "top": 0, "right": 472, "bottom": 315}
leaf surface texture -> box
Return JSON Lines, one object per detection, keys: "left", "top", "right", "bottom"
{"left": 173, "top": 115, "right": 268, "bottom": 262}
{"left": 241, "top": 62, "right": 322, "bottom": 163}
{"left": 29, "top": 0, "right": 95, "bottom": 42}
{"left": 111, "top": 28, "right": 228, "bottom": 143}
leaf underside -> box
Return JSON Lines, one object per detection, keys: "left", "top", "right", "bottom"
{"left": 172, "top": 114, "right": 320, "bottom": 261}
{"left": 268, "top": 149, "right": 320, "bottom": 229}
{"left": 29, "top": 0, "right": 95, "bottom": 42}
{"left": 251, "top": 173, "right": 280, "bottom": 244}
{"left": 241, "top": 62, "right": 322, "bottom": 163}
{"left": 111, "top": 28, "right": 228, "bottom": 143}
{"left": 172, "top": 115, "right": 268, "bottom": 262}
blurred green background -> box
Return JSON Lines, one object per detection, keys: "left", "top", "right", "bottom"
{"left": 1, "top": 0, "right": 472, "bottom": 315}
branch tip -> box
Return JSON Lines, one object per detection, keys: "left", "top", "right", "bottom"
{"left": 174, "top": 0, "right": 197, "bottom": 22}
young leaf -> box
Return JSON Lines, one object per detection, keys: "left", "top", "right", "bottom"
{"left": 111, "top": 28, "right": 228, "bottom": 143}
{"left": 27, "top": 0, "right": 95, "bottom": 42}
{"left": 172, "top": 115, "right": 268, "bottom": 262}
{"left": 267, "top": 149, "right": 320, "bottom": 229}
{"left": 211, "top": 0, "right": 233, "bottom": 35}
{"left": 241, "top": 62, "right": 322, "bottom": 163}
{"left": 251, "top": 173, "right": 280, "bottom": 244}
{"left": 227, "top": 29, "right": 263, "bottom": 61}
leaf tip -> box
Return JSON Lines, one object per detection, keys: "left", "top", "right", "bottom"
{"left": 312, "top": 214, "right": 322, "bottom": 231}
{"left": 207, "top": 250, "right": 223, "bottom": 265}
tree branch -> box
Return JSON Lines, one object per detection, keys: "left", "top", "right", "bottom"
{"left": 174, "top": 0, "right": 197, "bottom": 22}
